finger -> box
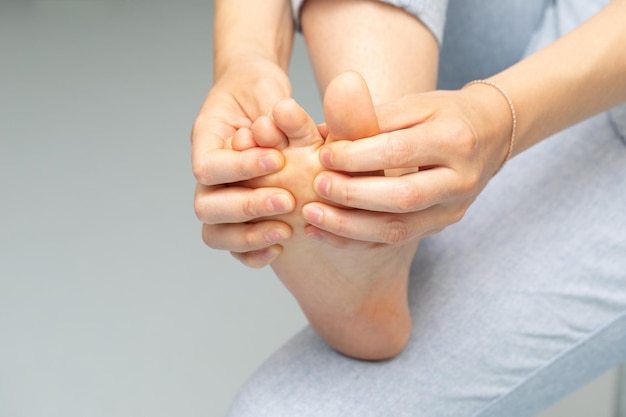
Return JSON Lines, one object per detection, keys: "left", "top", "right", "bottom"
{"left": 319, "top": 121, "right": 462, "bottom": 173}
{"left": 304, "top": 224, "right": 386, "bottom": 250}
{"left": 194, "top": 184, "right": 295, "bottom": 224}
{"left": 302, "top": 202, "right": 447, "bottom": 244}
{"left": 202, "top": 221, "right": 291, "bottom": 252}
{"left": 231, "top": 245, "right": 283, "bottom": 269}
{"left": 374, "top": 95, "right": 434, "bottom": 131}
{"left": 313, "top": 168, "right": 464, "bottom": 213}
{"left": 191, "top": 105, "right": 251, "bottom": 151}
{"left": 191, "top": 103, "right": 250, "bottom": 175}
{"left": 192, "top": 146, "right": 285, "bottom": 186}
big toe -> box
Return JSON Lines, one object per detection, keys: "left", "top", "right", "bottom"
{"left": 323, "top": 71, "right": 380, "bottom": 142}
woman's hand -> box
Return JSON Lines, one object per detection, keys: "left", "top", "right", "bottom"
{"left": 301, "top": 0, "right": 626, "bottom": 248}
{"left": 192, "top": 59, "right": 298, "bottom": 268}
{"left": 301, "top": 87, "right": 513, "bottom": 246}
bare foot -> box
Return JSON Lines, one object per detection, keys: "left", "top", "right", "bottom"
{"left": 239, "top": 72, "right": 419, "bottom": 360}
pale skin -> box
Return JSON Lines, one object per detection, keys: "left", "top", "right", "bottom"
{"left": 195, "top": 0, "right": 437, "bottom": 359}
{"left": 304, "top": 0, "right": 626, "bottom": 245}
{"left": 193, "top": 0, "right": 626, "bottom": 359}
{"left": 193, "top": 0, "right": 295, "bottom": 267}
{"left": 230, "top": 71, "right": 418, "bottom": 360}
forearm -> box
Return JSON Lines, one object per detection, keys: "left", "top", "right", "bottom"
{"left": 192, "top": 1, "right": 299, "bottom": 270}
{"left": 214, "top": 0, "right": 295, "bottom": 78}
{"left": 488, "top": 0, "right": 626, "bottom": 154}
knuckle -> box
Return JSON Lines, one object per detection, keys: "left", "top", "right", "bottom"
{"left": 453, "top": 121, "right": 480, "bottom": 160}
{"left": 237, "top": 150, "right": 265, "bottom": 180}
{"left": 341, "top": 181, "right": 358, "bottom": 207}
{"left": 192, "top": 158, "right": 210, "bottom": 183}
{"left": 383, "top": 134, "right": 412, "bottom": 167}
{"left": 193, "top": 197, "right": 208, "bottom": 223}
{"left": 393, "top": 182, "right": 420, "bottom": 212}
{"left": 380, "top": 219, "right": 411, "bottom": 244}
{"left": 241, "top": 225, "right": 263, "bottom": 249}
{"left": 240, "top": 196, "right": 260, "bottom": 219}
{"left": 332, "top": 213, "right": 351, "bottom": 237}
{"left": 201, "top": 225, "right": 221, "bottom": 249}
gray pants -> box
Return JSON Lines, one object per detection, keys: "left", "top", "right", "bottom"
{"left": 228, "top": 1, "right": 626, "bottom": 415}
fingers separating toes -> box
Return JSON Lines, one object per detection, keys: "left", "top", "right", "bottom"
{"left": 303, "top": 202, "right": 450, "bottom": 244}
{"left": 313, "top": 169, "right": 459, "bottom": 213}
{"left": 192, "top": 146, "right": 285, "bottom": 186}
{"left": 202, "top": 221, "right": 291, "bottom": 252}
{"left": 230, "top": 246, "right": 283, "bottom": 269}
{"left": 194, "top": 184, "right": 295, "bottom": 224}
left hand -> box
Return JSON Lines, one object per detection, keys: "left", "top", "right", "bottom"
{"left": 301, "top": 87, "right": 513, "bottom": 246}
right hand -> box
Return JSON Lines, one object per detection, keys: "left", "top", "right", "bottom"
{"left": 192, "top": 59, "right": 296, "bottom": 268}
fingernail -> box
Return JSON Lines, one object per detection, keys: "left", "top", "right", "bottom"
{"left": 303, "top": 205, "right": 324, "bottom": 224}
{"left": 265, "top": 229, "right": 287, "bottom": 244}
{"left": 319, "top": 148, "right": 333, "bottom": 167}
{"left": 259, "top": 154, "right": 280, "bottom": 172}
{"left": 268, "top": 194, "right": 291, "bottom": 212}
{"left": 314, "top": 174, "right": 331, "bottom": 197}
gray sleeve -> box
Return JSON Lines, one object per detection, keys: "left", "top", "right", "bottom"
{"left": 290, "top": 0, "right": 448, "bottom": 45}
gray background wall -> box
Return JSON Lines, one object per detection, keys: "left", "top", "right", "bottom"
{"left": 0, "top": 1, "right": 617, "bottom": 416}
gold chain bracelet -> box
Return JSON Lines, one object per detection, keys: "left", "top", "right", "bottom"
{"left": 464, "top": 79, "right": 517, "bottom": 175}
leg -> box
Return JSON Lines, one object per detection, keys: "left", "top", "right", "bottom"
{"left": 226, "top": 1, "right": 626, "bottom": 415}
{"left": 300, "top": 0, "right": 439, "bottom": 103}
{"left": 240, "top": 72, "right": 416, "bottom": 360}
{"left": 226, "top": 108, "right": 626, "bottom": 417}
{"left": 255, "top": 0, "right": 441, "bottom": 359}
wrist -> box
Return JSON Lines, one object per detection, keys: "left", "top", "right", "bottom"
{"left": 214, "top": 1, "right": 294, "bottom": 79}
{"left": 212, "top": 55, "right": 292, "bottom": 99}
{"left": 464, "top": 80, "right": 517, "bottom": 173}
{"left": 214, "top": 46, "right": 288, "bottom": 81}
{"left": 462, "top": 80, "right": 516, "bottom": 174}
